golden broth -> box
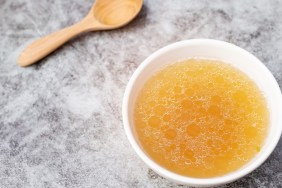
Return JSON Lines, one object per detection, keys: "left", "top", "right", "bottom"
{"left": 134, "top": 59, "right": 268, "bottom": 178}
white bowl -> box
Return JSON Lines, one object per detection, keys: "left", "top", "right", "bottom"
{"left": 122, "top": 39, "right": 282, "bottom": 187}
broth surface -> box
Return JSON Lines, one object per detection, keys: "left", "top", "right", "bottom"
{"left": 134, "top": 59, "right": 269, "bottom": 178}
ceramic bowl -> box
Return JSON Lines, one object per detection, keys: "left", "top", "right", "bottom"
{"left": 122, "top": 39, "right": 282, "bottom": 187}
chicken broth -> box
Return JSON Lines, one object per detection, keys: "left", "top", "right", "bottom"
{"left": 134, "top": 59, "right": 269, "bottom": 178}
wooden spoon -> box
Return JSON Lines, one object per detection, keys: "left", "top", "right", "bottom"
{"left": 18, "top": 0, "right": 143, "bottom": 67}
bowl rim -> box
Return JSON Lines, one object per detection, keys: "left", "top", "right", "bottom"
{"left": 122, "top": 39, "right": 282, "bottom": 186}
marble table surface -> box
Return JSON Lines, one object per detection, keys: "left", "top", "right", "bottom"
{"left": 1, "top": 0, "right": 282, "bottom": 187}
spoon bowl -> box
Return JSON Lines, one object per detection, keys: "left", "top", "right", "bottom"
{"left": 93, "top": 0, "right": 143, "bottom": 28}
{"left": 18, "top": 0, "right": 143, "bottom": 67}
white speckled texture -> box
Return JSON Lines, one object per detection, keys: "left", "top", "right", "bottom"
{"left": 0, "top": 0, "right": 281, "bottom": 187}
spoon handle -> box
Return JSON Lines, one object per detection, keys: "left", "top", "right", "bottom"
{"left": 18, "top": 19, "right": 92, "bottom": 67}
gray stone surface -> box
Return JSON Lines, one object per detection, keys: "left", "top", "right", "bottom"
{"left": 0, "top": 0, "right": 282, "bottom": 187}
